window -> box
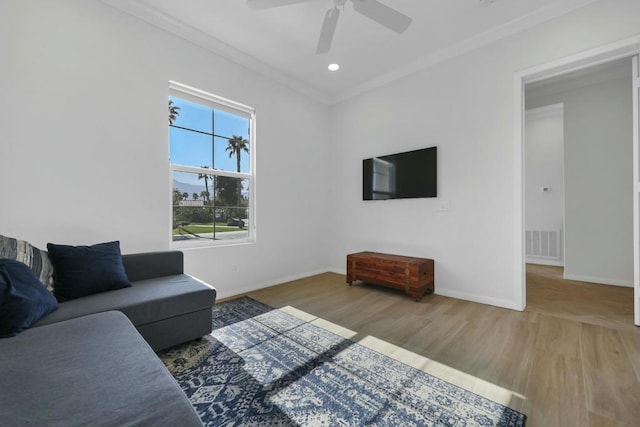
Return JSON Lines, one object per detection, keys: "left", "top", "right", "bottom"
{"left": 169, "top": 81, "right": 255, "bottom": 246}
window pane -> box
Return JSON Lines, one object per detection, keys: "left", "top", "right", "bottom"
{"left": 170, "top": 97, "right": 212, "bottom": 134}
{"left": 169, "top": 127, "right": 213, "bottom": 169}
{"left": 214, "top": 109, "right": 249, "bottom": 139}
{"left": 172, "top": 172, "right": 249, "bottom": 242}
{"left": 169, "top": 84, "right": 254, "bottom": 246}
{"left": 172, "top": 171, "right": 211, "bottom": 209}
{"left": 214, "top": 136, "right": 250, "bottom": 173}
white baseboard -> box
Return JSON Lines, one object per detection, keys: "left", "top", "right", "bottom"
{"left": 435, "top": 288, "right": 524, "bottom": 311}
{"left": 328, "top": 267, "right": 523, "bottom": 311}
{"left": 216, "top": 268, "right": 331, "bottom": 300}
{"left": 526, "top": 258, "right": 564, "bottom": 267}
{"left": 219, "top": 267, "right": 525, "bottom": 311}
{"left": 562, "top": 273, "right": 633, "bottom": 288}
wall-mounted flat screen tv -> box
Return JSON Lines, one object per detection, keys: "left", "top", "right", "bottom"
{"left": 363, "top": 146, "right": 437, "bottom": 200}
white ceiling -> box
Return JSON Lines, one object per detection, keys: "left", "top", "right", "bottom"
{"left": 103, "top": 0, "right": 600, "bottom": 103}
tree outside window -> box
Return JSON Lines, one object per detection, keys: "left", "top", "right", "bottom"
{"left": 168, "top": 82, "right": 254, "bottom": 245}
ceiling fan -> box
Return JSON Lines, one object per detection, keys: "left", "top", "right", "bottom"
{"left": 247, "top": 0, "right": 412, "bottom": 54}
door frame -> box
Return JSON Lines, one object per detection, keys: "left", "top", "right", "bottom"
{"left": 513, "top": 35, "right": 640, "bottom": 321}
{"left": 633, "top": 56, "right": 639, "bottom": 325}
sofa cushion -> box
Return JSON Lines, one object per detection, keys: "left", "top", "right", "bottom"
{"left": 47, "top": 241, "right": 130, "bottom": 301}
{"left": 0, "top": 259, "right": 58, "bottom": 337}
{"left": 34, "top": 274, "right": 215, "bottom": 328}
{"left": 122, "top": 251, "right": 183, "bottom": 281}
{"left": 0, "top": 311, "right": 202, "bottom": 426}
{"left": 0, "top": 234, "right": 54, "bottom": 291}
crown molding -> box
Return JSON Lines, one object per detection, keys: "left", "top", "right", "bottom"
{"left": 102, "top": 0, "right": 598, "bottom": 106}
{"left": 525, "top": 103, "right": 564, "bottom": 120}
{"left": 331, "top": 0, "right": 600, "bottom": 104}
{"left": 101, "top": 0, "right": 332, "bottom": 104}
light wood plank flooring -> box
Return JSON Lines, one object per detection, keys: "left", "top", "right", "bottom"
{"left": 232, "top": 264, "right": 640, "bottom": 427}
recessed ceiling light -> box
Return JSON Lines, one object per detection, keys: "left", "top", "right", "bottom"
{"left": 328, "top": 63, "right": 340, "bottom": 71}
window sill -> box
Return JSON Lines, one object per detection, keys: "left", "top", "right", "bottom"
{"left": 170, "top": 237, "right": 255, "bottom": 250}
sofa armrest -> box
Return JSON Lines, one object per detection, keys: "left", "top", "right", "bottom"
{"left": 122, "top": 251, "right": 184, "bottom": 282}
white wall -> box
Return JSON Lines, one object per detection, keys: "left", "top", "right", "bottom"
{"left": 525, "top": 104, "right": 565, "bottom": 265}
{"left": 527, "top": 68, "right": 634, "bottom": 287}
{"left": 2, "top": 0, "right": 639, "bottom": 307}
{"left": 329, "top": 0, "right": 640, "bottom": 308}
{"left": 0, "top": 0, "right": 332, "bottom": 298}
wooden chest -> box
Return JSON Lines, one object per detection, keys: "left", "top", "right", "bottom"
{"left": 346, "top": 252, "right": 434, "bottom": 301}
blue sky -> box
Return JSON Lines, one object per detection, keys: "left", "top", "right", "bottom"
{"left": 170, "top": 96, "right": 250, "bottom": 187}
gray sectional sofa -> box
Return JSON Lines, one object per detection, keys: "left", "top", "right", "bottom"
{"left": 1, "top": 311, "right": 204, "bottom": 426}
{"left": 34, "top": 250, "right": 216, "bottom": 351}
{"left": 0, "top": 250, "right": 215, "bottom": 426}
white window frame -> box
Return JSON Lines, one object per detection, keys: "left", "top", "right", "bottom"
{"left": 169, "top": 81, "right": 256, "bottom": 248}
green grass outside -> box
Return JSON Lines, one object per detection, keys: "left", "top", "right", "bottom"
{"left": 172, "top": 223, "right": 243, "bottom": 235}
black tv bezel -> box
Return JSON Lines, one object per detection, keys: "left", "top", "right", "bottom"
{"left": 362, "top": 146, "right": 437, "bottom": 201}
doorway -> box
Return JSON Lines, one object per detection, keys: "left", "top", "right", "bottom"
{"left": 523, "top": 103, "right": 565, "bottom": 268}
{"left": 513, "top": 36, "right": 640, "bottom": 325}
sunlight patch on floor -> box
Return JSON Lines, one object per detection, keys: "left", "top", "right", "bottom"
{"left": 278, "top": 305, "right": 320, "bottom": 323}
{"left": 280, "top": 305, "right": 359, "bottom": 339}
{"left": 279, "top": 305, "right": 527, "bottom": 409}
{"left": 357, "top": 335, "right": 526, "bottom": 407}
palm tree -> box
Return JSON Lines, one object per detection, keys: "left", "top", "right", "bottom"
{"left": 168, "top": 99, "right": 180, "bottom": 125}
{"left": 226, "top": 135, "right": 249, "bottom": 219}
{"left": 225, "top": 135, "right": 249, "bottom": 173}
{"left": 173, "top": 188, "right": 184, "bottom": 205}
{"left": 192, "top": 193, "right": 199, "bottom": 201}
{"left": 198, "top": 166, "right": 211, "bottom": 204}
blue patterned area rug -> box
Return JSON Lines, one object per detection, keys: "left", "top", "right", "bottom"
{"left": 159, "top": 297, "right": 527, "bottom": 426}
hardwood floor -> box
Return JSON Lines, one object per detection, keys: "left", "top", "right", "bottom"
{"left": 236, "top": 265, "right": 640, "bottom": 427}
{"left": 526, "top": 263, "right": 636, "bottom": 332}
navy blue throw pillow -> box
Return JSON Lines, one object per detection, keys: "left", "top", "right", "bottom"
{"left": 47, "top": 241, "right": 131, "bottom": 302}
{"left": 0, "top": 259, "right": 58, "bottom": 338}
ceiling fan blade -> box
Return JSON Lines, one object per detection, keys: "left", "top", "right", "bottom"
{"left": 351, "top": 0, "right": 412, "bottom": 33}
{"left": 247, "top": 0, "right": 315, "bottom": 10}
{"left": 316, "top": 7, "right": 340, "bottom": 54}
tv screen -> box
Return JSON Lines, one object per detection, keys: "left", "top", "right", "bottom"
{"left": 363, "top": 147, "right": 437, "bottom": 200}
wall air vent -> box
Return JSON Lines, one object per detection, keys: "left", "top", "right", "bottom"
{"left": 525, "top": 230, "right": 561, "bottom": 259}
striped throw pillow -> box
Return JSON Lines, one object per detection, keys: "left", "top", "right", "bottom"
{"left": 0, "top": 235, "right": 54, "bottom": 292}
